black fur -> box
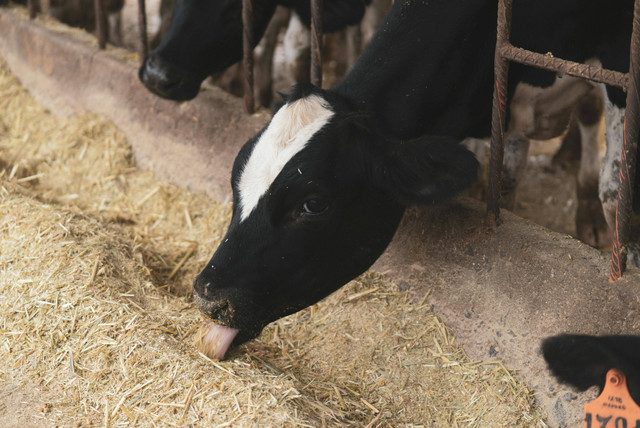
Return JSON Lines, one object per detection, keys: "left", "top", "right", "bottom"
{"left": 542, "top": 334, "right": 640, "bottom": 404}
{"left": 290, "top": 0, "right": 371, "bottom": 33}
{"left": 377, "top": 136, "right": 479, "bottom": 206}
{"left": 335, "top": 0, "right": 632, "bottom": 141}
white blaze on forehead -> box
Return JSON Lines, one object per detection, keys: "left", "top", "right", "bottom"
{"left": 238, "top": 94, "right": 334, "bottom": 221}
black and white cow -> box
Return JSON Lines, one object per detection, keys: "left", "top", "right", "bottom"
{"left": 465, "top": 75, "right": 608, "bottom": 247}
{"left": 138, "top": 0, "right": 371, "bottom": 101}
{"left": 136, "top": 0, "right": 610, "bottom": 247}
{"left": 192, "top": 0, "right": 639, "bottom": 358}
{"left": 543, "top": 334, "right": 640, "bottom": 405}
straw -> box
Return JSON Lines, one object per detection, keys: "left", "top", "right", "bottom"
{"left": 0, "top": 56, "right": 546, "bottom": 426}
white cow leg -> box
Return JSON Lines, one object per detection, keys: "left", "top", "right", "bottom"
{"left": 598, "top": 85, "right": 633, "bottom": 267}
{"left": 283, "top": 13, "right": 311, "bottom": 86}
{"left": 598, "top": 87, "right": 640, "bottom": 268}
{"left": 599, "top": 87, "right": 624, "bottom": 235}
{"left": 574, "top": 88, "right": 609, "bottom": 247}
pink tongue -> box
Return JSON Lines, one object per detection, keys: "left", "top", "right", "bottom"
{"left": 198, "top": 323, "right": 240, "bottom": 361}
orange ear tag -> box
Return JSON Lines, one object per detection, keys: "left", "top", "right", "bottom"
{"left": 584, "top": 369, "right": 640, "bottom": 428}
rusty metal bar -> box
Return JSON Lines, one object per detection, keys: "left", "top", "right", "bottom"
{"left": 310, "top": 0, "right": 323, "bottom": 87}
{"left": 94, "top": 0, "right": 107, "bottom": 49}
{"left": 610, "top": 0, "right": 640, "bottom": 282}
{"left": 501, "top": 44, "right": 629, "bottom": 91}
{"left": 486, "top": 0, "right": 513, "bottom": 226}
{"left": 242, "top": 0, "right": 255, "bottom": 114}
{"left": 27, "top": 0, "right": 37, "bottom": 19}
{"left": 137, "top": 0, "right": 149, "bottom": 66}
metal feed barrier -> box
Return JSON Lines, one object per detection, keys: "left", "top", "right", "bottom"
{"left": 487, "top": 0, "right": 640, "bottom": 281}
{"left": 20, "top": 0, "right": 639, "bottom": 280}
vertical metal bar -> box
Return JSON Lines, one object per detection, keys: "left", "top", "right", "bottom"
{"left": 242, "top": 0, "right": 255, "bottom": 114}
{"left": 137, "top": 0, "right": 149, "bottom": 66}
{"left": 27, "top": 0, "right": 37, "bottom": 19}
{"left": 609, "top": 0, "right": 640, "bottom": 281}
{"left": 94, "top": 0, "right": 107, "bottom": 49}
{"left": 486, "top": 0, "right": 513, "bottom": 227}
{"left": 310, "top": 0, "right": 323, "bottom": 87}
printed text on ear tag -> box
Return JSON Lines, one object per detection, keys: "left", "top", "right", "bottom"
{"left": 584, "top": 369, "right": 640, "bottom": 428}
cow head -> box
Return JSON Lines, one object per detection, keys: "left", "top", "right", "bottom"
{"left": 193, "top": 85, "right": 478, "bottom": 355}
{"left": 138, "top": 0, "right": 370, "bottom": 101}
{"left": 138, "top": 0, "right": 274, "bottom": 100}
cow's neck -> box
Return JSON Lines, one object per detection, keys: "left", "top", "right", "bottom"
{"left": 334, "top": 0, "right": 497, "bottom": 140}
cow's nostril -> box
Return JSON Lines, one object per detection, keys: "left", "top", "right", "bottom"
{"left": 193, "top": 293, "right": 233, "bottom": 321}
{"left": 138, "top": 53, "right": 202, "bottom": 101}
{"left": 140, "top": 55, "right": 174, "bottom": 87}
{"left": 193, "top": 274, "right": 214, "bottom": 297}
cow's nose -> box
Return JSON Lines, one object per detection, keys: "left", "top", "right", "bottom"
{"left": 193, "top": 273, "right": 215, "bottom": 299}
{"left": 138, "top": 53, "right": 202, "bottom": 101}
{"left": 138, "top": 54, "right": 178, "bottom": 94}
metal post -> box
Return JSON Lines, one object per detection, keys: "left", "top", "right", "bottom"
{"left": 137, "top": 0, "right": 149, "bottom": 66}
{"left": 310, "top": 0, "right": 323, "bottom": 87}
{"left": 27, "top": 0, "right": 37, "bottom": 19}
{"left": 94, "top": 0, "right": 107, "bottom": 49}
{"left": 486, "top": 0, "right": 513, "bottom": 227}
{"left": 610, "top": 0, "right": 640, "bottom": 281}
{"left": 242, "top": 0, "right": 255, "bottom": 114}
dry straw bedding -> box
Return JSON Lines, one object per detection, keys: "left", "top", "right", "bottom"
{"left": 0, "top": 58, "right": 547, "bottom": 426}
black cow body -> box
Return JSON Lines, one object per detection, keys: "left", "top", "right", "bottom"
{"left": 193, "top": 0, "right": 639, "bottom": 358}
{"left": 138, "top": 0, "right": 371, "bottom": 100}
{"left": 543, "top": 334, "right": 640, "bottom": 405}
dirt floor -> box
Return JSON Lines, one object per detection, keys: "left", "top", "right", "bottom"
{"left": 516, "top": 144, "right": 578, "bottom": 237}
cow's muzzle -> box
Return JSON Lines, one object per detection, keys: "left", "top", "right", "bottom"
{"left": 138, "top": 53, "right": 202, "bottom": 101}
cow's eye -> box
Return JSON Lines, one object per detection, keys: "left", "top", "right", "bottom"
{"left": 301, "top": 198, "right": 329, "bottom": 216}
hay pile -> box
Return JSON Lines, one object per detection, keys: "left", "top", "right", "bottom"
{"left": 0, "top": 57, "right": 547, "bottom": 426}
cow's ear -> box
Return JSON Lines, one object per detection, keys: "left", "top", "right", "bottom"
{"left": 542, "top": 335, "right": 613, "bottom": 392}
{"left": 293, "top": 0, "right": 370, "bottom": 33}
{"left": 374, "top": 135, "right": 478, "bottom": 206}
{"left": 542, "top": 334, "right": 640, "bottom": 395}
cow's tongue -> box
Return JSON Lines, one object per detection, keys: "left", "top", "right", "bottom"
{"left": 198, "top": 322, "right": 240, "bottom": 361}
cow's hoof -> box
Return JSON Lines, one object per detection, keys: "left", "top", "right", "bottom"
{"left": 575, "top": 196, "right": 611, "bottom": 248}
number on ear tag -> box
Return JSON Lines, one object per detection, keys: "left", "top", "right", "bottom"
{"left": 584, "top": 369, "right": 640, "bottom": 428}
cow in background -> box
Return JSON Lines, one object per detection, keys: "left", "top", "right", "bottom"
{"left": 138, "top": 0, "right": 373, "bottom": 101}
{"left": 190, "top": 0, "right": 638, "bottom": 359}
{"left": 137, "top": 0, "right": 609, "bottom": 248}
{"left": 465, "top": 76, "right": 608, "bottom": 247}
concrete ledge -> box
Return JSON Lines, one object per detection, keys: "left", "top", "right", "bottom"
{"left": 374, "top": 200, "right": 640, "bottom": 427}
{"left": 0, "top": 7, "right": 269, "bottom": 199}
{"left": 1, "top": 8, "right": 639, "bottom": 427}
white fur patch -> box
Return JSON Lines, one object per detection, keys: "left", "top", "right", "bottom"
{"left": 238, "top": 94, "right": 334, "bottom": 221}
{"left": 598, "top": 84, "right": 625, "bottom": 229}
{"left": 283, "top": 13, "right": 310, "bottom": 77}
